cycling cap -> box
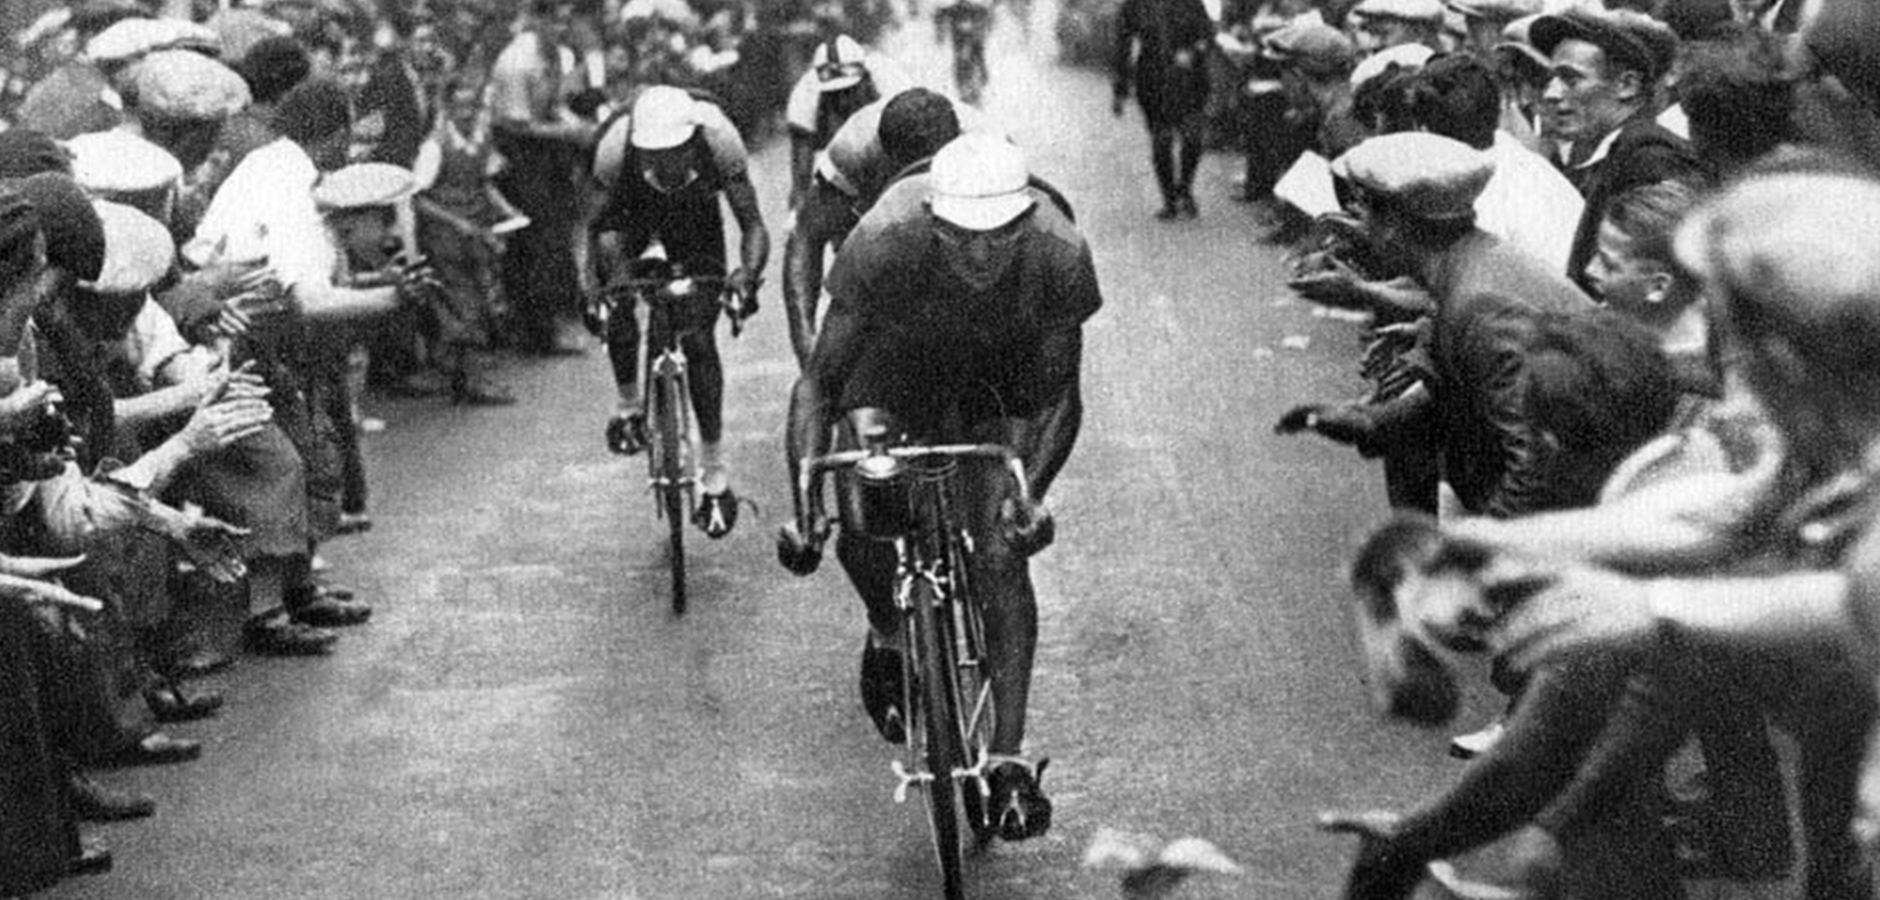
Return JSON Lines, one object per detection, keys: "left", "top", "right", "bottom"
{"left": 812, "top": 35, "right": 870, "bottom": 92}
{"left": 630, "top": 86, "right": 701, "bottom": 151}
{"left": 929, "top": 134, "right": 1034, "bottom": 231}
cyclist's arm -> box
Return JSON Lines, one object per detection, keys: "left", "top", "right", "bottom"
{"left": 722, "top": 171, "right": 770, "bottom": 287}
{"left": 1009, "top": 327, "right": 1084, "bottom": 502}
{"left": 784, "top": 221, "right": 830, "bottom": 371}
{"left": 575, "top": 184, "right": 616, "bottom": 296}
{"left": 787, "top": 302, "right": 868, "bottom": 517}
{"left": 788, "top": 132, "right": 816, "bottom": 212}
{"left": 784, "top": 183, "right": 854, "bottom": 370}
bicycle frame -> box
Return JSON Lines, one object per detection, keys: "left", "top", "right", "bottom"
{"left": 800, "top": 444, "right": 1030, "bottom": 898}
{"left": 602, "top": 273, "right": 734, "bottom": 614}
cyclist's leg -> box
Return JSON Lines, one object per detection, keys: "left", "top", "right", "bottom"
{"left": 957, "top": 418, "right": 1051, "bottom": 838}
{"left": 678, "top": 326, "right": 725, "bottom": 488}
{"left": 834, "top": 407, "right": 913, "bottom": 742}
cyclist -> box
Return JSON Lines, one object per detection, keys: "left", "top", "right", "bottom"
{"left": 786, "top": 88, "right": 1077, "bottom": 369}
{"left": 582, "top": 85, "right": 768, "bottom": 539}
{"left": 777, "top": 134, "right": 1100, "bottom": 841}
{"left": 784, "top": 35, "right": 911, "bottom": 211}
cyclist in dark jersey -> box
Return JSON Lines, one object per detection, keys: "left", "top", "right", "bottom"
{"left": 778, "top": 134, "right": 1100, "bottom": 841}
{"left": 582, "top": 86, "right": 769, "bottom": 539}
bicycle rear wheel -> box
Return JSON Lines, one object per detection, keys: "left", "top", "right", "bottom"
{"left": 911, "top": 576, "right": 969, "bottom": 900}
{"left": 654, "top": 373, "right": 688, "bottom": 615}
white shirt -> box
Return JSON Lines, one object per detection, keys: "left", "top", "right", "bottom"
{"left": 187, "top": 137, "right": 333, "bottom": 293}
{"left": 1479, "top": 130, "right": 1584, "bottom": 274}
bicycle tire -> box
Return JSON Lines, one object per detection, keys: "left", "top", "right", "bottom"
{"left": 655, "top": 374, "right": 688, "bottom": 616}
{"left": 911, "top": 575, "right": 969, "bottom": 900}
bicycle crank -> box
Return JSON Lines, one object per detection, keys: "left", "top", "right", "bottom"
{"left": 890, "top": 759, "right": 935, "bottom": 804}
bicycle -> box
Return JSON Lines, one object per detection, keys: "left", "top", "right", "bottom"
{"left": 590, "top": 265, "right": 749, "bottom": 615}
{"left": 792, "top": 440, "right": 1032, "bottom": 900}
{"left": 937, "top": 0, "right": 992, "bottom": 105}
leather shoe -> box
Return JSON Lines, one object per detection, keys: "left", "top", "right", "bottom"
{"left": 67, "top": 773, "right": 155, "bottom": 821}
{"left": 146, "top": 682, "right": 223, "bottom": 723}
{"left": 291, "top": 593, "right": 372, "bottom": 627}
{"left": 244, "top": 618, "right": 338, "bottom": 656}
{"left": 111, "top": 732, "right": 202, "bottom": 767}
{"left": 68, "top": 834, "right": 112, "bottom": 876}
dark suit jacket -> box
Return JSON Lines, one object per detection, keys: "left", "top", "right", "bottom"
{"left": 1114, "top": 0, "right": 1215, "bottom": 125}
{"left": 1425, "top": 230, "right": 1596, "bottom": 518}
{"left": 1563, "top": 117, "right": 1710, "bottom": 293}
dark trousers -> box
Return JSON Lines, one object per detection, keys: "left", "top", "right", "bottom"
{"left": 0, "top": 601, "right": 74, "bottom": 897}
{"left": 1149, "top": 113, "right": 1205, "bottom": 206}
{"left": 493, "top": 130, "right": 581, "bottom": 352}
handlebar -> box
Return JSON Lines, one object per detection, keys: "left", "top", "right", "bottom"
{"left": 591, "top": 273, "right": 761, "bottom": 336}
{"left": 793, "top": 443, "right": 1032, "bottom": 537}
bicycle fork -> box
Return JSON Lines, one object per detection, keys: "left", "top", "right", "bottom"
{"left": 889, "top": 553, "right": 993, "bottom": 806}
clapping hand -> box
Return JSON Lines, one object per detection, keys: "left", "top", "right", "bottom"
{"left": 178, "top": 364, "right": 273, "bottom": 455}
{"left": 727, "top": 269, "right": 762, "bottom": 327}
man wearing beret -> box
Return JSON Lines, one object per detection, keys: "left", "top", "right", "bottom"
{"left": 1531, "top": 8, "right": 1708, "bottom": 292}
{"left": 119, "top": 49, "right": 252, "bottom": 241}
{"left": 1282, "top": 132, "right": 1595, "bottom": 517}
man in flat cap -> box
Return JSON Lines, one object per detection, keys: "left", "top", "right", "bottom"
{"left": 1281, "top": 132, "right": 1595, "bottom": 517}
{"left": 1531, "top": 7, "right": 1707, "bottom": 292}
{"left": 1347, "top": 0, "right": 1446, "bottom": 55}
{"left": 120, "top": 49, "right": 253, "bottom": 241}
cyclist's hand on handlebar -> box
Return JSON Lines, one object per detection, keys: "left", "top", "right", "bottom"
{"left": 581, "top": 292, "right": 610, "bottom": 338}
{"left": 776, "top": 519, "right": 826, "bottom": 576}
{"left": 728, "top": 269, "right": 761, "bottom": 322}
{"left": 1001, "top": 497, "right": 1055, "bottom": 557}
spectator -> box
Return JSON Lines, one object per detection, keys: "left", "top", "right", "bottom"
{"left": 1113, "top": 0, "right": 1216, "bottom": 219}
{"left": 1345, "top": 0, "right": 1445, "bottom": 55}
{"left": 488, "top": 0, "right": 593, "bottom": 356}
{"left": 1408, "top": 53, "right": 1583, "bottom": 272}
{"left": 1530, "top": 8, "right": 1711, "bottom": 291}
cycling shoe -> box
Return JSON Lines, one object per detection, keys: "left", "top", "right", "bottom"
{"left": 985, "top": 757, "right": 1052, "bottom": 841}
{"left": 605, "top": 413, "right": 647, "bottom": 456}
{"left": 859, "top": 637, "right": 907, "bottom": 744}
{"left": 693, "top": 487, "right": 739, "bottom": 539}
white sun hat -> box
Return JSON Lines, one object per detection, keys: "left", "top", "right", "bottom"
{"left": 929, "top": 134, "right": 1034, "bottom": 231}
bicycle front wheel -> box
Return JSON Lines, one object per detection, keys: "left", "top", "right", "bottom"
{"left": 910, "top": 575, "right": 969, "bottom": 900}
{"left": 654, "top": 373, "right": 688, "bottom": 615}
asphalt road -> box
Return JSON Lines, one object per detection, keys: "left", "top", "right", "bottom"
{"left": 42, "top": 13, "right": 1491, "bottom": 900}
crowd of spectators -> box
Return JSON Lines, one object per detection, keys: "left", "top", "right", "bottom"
{"left": 1243, "top": 0, "right": 1880, "bottom": 894}
{"left": 8, "top": 0, "right": 1880, "bottom": 894}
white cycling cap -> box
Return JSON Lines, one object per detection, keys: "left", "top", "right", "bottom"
{"left": 630, "top": 86, "right": 701, "bottom": 151}
{"left": 811, "top": 35, "right": 870, "bottom": 92}
{"left": 930, "top": 134, "right": 1034, "bottom": 231}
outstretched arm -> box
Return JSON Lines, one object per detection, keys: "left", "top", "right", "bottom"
{"left": 722, "top": 171, "right": 771, "bottom": 294}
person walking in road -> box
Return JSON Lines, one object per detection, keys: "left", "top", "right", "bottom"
{"left": 1114, "top": 0, "right": 1215, "bottom": 219}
